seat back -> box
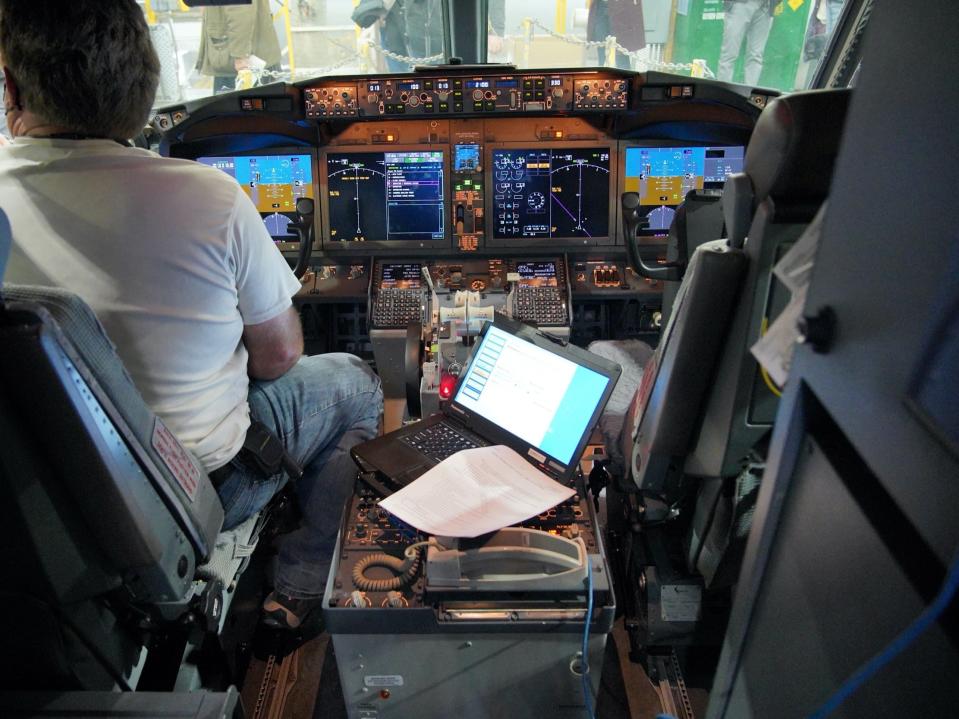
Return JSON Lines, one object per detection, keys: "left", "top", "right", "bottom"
{"left": 0, "top": 209, "right": 225, "bottom": 688}
{"left": 623, "top": 89, "right": 852, "bottom": 504}
{"left": 660, "top": 190, "right": 727, "bottom": 328}
{"left": 621, "top": 239, "right": 748, "bottom": 497}
{"left": 686, "top": 89, "right": 852, "bottom": 479}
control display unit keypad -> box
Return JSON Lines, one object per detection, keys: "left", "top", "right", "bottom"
{"left": 512, "top": 260, "right": 568, "bottom": 327}
{"left": 372, "top": 262, "right": 424, "bottom": 328}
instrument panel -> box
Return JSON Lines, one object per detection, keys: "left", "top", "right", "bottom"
{"left": 197, "top": 126, "right": 743, "bottom": 256}
{"left": 162, "top": 68, "right": 760, "bottom": 258}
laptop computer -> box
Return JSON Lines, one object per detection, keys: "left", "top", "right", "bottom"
{"left": 351, "top": 315, "right": 622, "bottom": 489}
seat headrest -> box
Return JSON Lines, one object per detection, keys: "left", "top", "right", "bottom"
{"left": 745, "top": 88, "right": 852, "bottom": 207}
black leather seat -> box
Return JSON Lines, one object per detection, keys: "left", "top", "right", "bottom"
{"left": 595, "top": 92, "right": 853, "bottom": 645}
{"left": 0, "top": 209, "right": 259, "bottom": 691}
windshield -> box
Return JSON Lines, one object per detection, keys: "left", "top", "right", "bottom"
{"left": 139, "top": 0, "right": 843, "bottom": 106}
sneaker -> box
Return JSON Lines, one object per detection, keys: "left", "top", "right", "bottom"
{"left": 261, "top": 591, "right": 323, "bottom": 630}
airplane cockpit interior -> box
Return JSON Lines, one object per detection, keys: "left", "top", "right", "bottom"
{"left": 1, "top": 0, "right": 957, "bottom": 717}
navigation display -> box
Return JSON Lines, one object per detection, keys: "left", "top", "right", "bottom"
{"left": 381, "top": 263, "right": 422, "bottom": 289}
{"left": 623, "top": 145, "right": 744, "bottom": 234}
{"left": 491, "top": 147, "right": 611, "bottom": 240}
{"left": 197, "top": 153, "right": 314, "bottom": 240}
{"left": 326, "top": 151, "right": 445, "bottom": 243}
{"left": 516, "top": 261, "right": 558, "bottom": 287}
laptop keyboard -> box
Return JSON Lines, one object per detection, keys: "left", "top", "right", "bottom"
{"left": 400, "top": 422, "right": 487, "bottom": 463}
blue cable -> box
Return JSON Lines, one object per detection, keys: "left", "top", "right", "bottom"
{"left": 582, "top": 558, "right": 596, "bottom": 719}
{"left": 808, "top": 549, "right": 959, "bottom": 718}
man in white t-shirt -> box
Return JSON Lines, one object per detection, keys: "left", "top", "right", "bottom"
{"left": 0, "top": 0, "right": 382, "bottom": 629}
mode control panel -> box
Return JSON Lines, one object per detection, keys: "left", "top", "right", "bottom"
{"left": 304, "top": 72, "right": 629, "bottom": 119}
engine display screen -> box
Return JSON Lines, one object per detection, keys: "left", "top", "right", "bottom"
{"left": 623, "top": 145, "right": 744, "bottom": 234}
{"left": 326, "top": 151, "right": 445, "bottom": 243}
{"left": 380, "top": 263, "right": 422, "bottom": 289}
{"left": 197, "top": 154, "right": 314, "bottom": 240}
{"left": 492, "top": 148, "right": 611, "bottom": 240}
{"left": 516, "top": 261, "right": 558, "bottom": 287}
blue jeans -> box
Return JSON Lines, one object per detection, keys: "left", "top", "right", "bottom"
{"left": 216, "top": 353, "right": 383, "bottom": 598}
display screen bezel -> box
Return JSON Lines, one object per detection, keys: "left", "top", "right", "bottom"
{"left": 319, "top": 145, "right": 452, "bottom": 251}
{"left": 484, "top": 141, "right": 618, "bottom": 249}
{"left": 618, "top": 142, "right": 745, "bottom": 241}
{"left": 194, "top": 146, "right": 318, "bottom": 253}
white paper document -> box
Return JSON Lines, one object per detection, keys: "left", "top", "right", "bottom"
{"left": 750, "top": 284, "right": 807, "bottom": 387}
{"left": 377, "top": 445, "right": 576, "bottom": 538}
{"left": 774, "top": 202, "right": 826, "bottom": 294}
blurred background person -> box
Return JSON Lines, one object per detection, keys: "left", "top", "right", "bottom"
{"left": 196, "top": 0, "right": 282, "bottom": 94}
{"left": 587, "top": 0, "right": 646, "bottom": 70}
{"left": 352, "top": 0, "right": 443, "bottom": 72}
{"left": 718, "top": 0, "right": 775, "bottom": 85}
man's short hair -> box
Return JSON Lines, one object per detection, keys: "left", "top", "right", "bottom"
{"left": 0, "top": 0, "right": 160, "bottom": 139}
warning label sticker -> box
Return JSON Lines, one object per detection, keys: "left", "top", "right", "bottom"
{"left": 661, "top": 584, "right": 702, "bottom": 622}
{"left": 364, "top": 675, "right": 404, "bottom": 687}
{"left": 152, "top": 417, "right": 200, "bottom": 502}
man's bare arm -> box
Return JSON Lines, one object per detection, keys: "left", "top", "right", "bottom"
{"left": 243, "top": 306, "right": 304, "bottom": 380}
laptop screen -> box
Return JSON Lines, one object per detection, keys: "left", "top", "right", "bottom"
{"left": 453, "top": 325, "right": 611, "bottom": 465}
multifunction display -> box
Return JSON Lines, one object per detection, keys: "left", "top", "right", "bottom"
{"left": 380, "top": 263, "right": 422, "bottom": 289}
{"left": 326, "top": 151, "right": 445, "bottom": 243}
{"left": 623, "top": 146, "right": 744, "bottom": 234}
{"left": 491, "top": 148, "right": 611, "bottom": 240}
{"left": 197, "top": 154, "right": 313, "bottom": 240}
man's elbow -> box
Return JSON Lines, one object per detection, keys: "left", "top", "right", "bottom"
{"left": 248, "top": 342, "right": 302, "bottom": 380}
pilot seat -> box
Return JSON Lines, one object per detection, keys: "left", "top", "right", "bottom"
{"left": 0, "top": 208, "right": 271, "bottom": 698}
{"left": 593, "top": 87, "right": 852, "bottom": 651}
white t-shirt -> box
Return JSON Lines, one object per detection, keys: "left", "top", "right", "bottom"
{"left": 0, "top": 138, "right": 301, "bottom": 471}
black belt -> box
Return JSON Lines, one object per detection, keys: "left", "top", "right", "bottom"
{"left": 208, "top": 462, "right": 235, "bottom": 488}
{"left": 208, "top": 420, "right": 303, "bottom": 489}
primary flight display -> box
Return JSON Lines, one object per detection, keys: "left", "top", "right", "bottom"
{"left": 196, "top": 154, "right": 314, "bottom": 240}
{"left": 623, "top": 145, "right": 744, "bottom": 234}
